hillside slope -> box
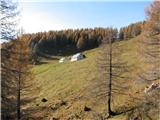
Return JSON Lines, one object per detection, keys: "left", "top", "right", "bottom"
{"left": 21, "top": 34, "right": 159, "bottom": 120}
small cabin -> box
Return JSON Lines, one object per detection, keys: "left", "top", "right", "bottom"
{"left": 70, "top": 53, "right": 85, "bottom": 62}
{"left": 59, "top": 57, "right": 66, "bottom": 63}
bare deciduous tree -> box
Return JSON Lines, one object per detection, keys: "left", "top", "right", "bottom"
{"left": 95, "top": 28, "right": 130, "bottom": 117}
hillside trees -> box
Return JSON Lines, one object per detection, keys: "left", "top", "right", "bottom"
{"left": 96, "top": 28, "right": 130, "bottom": 117}
{"left": 118, "top": 21, "right": 145, "bottom": 40}
{"left": 77, "top": 35, "right": 85, "bottom": 50}
{"left": 142, "top": 1, "right": 160, "bottom": 113}
{"left": 140, "top": 0, "right": 160, "bottom": 94}
{"left": 17, "top": 23, "right": 145, "bottom": 59}
{"left": 145, "top": 0, "right": 160, "bottom": 34}
{"left": 119, "top": 28, "right": 125, "bottom": 40}
{"left": 20, "top": 28, "right": 119, "bottom": 57}
{"left": 128, "top": 1, "right": 160, "bottom": 119}
{"left": 130, "top": 34, "right": 160, "bottom": 120}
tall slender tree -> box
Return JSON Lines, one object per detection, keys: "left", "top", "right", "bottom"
{"left": 1, "top": 0, "right": 33, "bottom": 119}
{"left": 96, "top": 28, "right": 130, "bottom": 117}
{"left": 1, "top": 35, "right": 33, "bottom": 119}
{"left": 1, "top": 0, "right": 20, "bottom": 119}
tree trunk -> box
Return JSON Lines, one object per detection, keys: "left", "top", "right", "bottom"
{"left": 17, "top": 73, "right": 21, "bottom": 120}
{"left": 107, "top": 36, "right": 114, "bottom": 117}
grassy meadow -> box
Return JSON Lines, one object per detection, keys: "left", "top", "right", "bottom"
{"left": 20, "top": 34, "right": 160, "bottom": 120}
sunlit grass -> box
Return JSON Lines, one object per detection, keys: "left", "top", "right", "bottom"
{"left": 24, "top": 35, "right": 157, "bottom": 119}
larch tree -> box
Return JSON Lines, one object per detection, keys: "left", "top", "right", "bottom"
{"left": 96, "top": 28, "right": 130, "bottom": 117}
{"left": 1, "top": 0, "right": 33, "bottom": 119}
{"left": 145, "top": 0, "right": 160, "bottom": 34}
{"left": 1, "top": 0, "right": 19, "bottom": 119}
{"left": 13, "top": 37, "right": 32, "bottom": 120}
{"left": 1, "top": 35, "right": 33, "bottom": 119}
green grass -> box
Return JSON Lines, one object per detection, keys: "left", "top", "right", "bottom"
{"left": 22, "top": 34, "right": 159, "bottom": 120}
{"left": 32, "top": 48, "right": 98, "bottom": 98}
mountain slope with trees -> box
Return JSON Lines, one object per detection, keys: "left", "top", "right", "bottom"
{"left": 19, "top": 21, "right": 145, "bottom": 60}
{"left": 1, "top": 0, "right": 159, "bottom": 120}
{"left": 20, "top": 32, "right": 159, "bottom": 120}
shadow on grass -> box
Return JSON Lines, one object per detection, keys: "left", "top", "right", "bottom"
{"left": 21, "top": 105, "right": 50, "bottom": 120}
{"left": 1, "top": 97, "right": 17, "bottom": 120}
{"left": 35, "top": 61, "right": 49, "bottom": 65}
{"left": 107, "top": 106, "right": 137, "bottom": 119}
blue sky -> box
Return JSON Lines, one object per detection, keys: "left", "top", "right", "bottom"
{"left": 19, "top": 0, "right": 152, "bottom": 33}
